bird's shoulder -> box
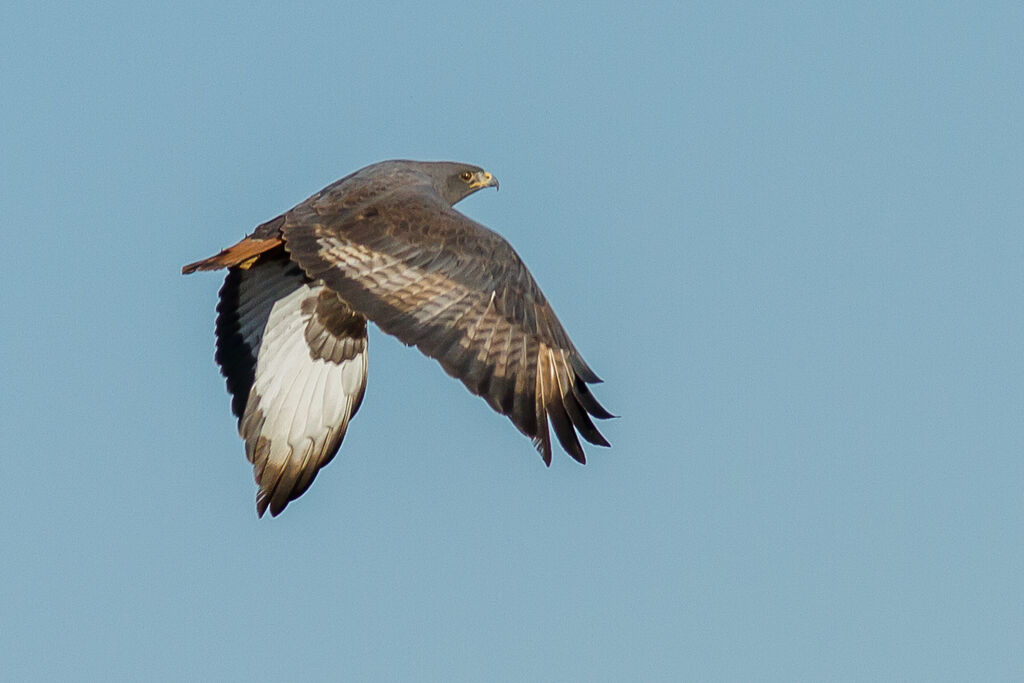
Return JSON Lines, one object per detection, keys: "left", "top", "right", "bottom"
{"left": 289, "top": 177, "right": 520, "bottom": 273}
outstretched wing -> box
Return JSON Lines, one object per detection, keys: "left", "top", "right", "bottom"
{"left": 215, "top": 249, "right": 368, "bottom": 516}
{"left": 280, "top": 186, "right": 611, "bottom": 464}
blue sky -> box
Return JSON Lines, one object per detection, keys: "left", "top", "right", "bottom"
{"left": 2, "top": 2, "right": 1022, "bottom": 680}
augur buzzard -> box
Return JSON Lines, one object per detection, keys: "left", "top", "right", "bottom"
{"left": 183, "top": 160, "right": 612, "bottom": 516}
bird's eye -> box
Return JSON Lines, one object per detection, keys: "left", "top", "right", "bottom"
{"left": 460, "top": 171, "right": 473, "bottom": 181}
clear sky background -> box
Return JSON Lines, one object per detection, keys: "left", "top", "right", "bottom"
{"left": 2, "top": 2, "right": 1022, "bottom": 681}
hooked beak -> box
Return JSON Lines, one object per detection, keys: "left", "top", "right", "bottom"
{"left": 469, "top": 170, "right": 499, "bottom": 191}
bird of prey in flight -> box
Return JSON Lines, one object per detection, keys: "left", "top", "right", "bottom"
{"left": 183, "top": 160, "right": 612, "bottom": 516}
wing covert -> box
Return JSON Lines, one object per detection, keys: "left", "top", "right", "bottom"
{"left": 280, "top": 190, "right": 611, "bottom": 464}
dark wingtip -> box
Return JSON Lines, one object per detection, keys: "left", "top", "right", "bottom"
{"left": 257, "top": 496, "right": 289, "bottom": 518}
{"left": 533, "top": 436, "right": 552, "bottom": 466}
{"left": 573, "top": 381, "right": 615, "bottom": 420}
{"left": 569, "top": 354, "right": 602, "bottom": 384}
{"left": 548, "top": 401, "right": 586, "bottom": 464}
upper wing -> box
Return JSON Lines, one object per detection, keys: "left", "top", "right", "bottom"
{"left": 280, "top": 186, "right": 612, "bottom": 464}
{"left": 215, "top": 249, "right": 368, "bottom": 516}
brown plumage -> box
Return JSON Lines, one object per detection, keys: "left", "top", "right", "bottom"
{"left": 184, "top": 160, "right": 612, "bottom": 516}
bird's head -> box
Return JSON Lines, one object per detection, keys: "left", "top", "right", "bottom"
{"left": 429, "top": 162, "right": 499, "bottom": 205}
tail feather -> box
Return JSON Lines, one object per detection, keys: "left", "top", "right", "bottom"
{"left": 182, "top": 236, "right": 284, "bottom": 274}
